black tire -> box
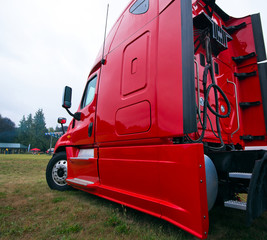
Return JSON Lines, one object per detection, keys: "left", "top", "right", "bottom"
{"left": 46, "top": 151, "right": 72, "bottom": 191}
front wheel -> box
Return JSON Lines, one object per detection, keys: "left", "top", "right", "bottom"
{"left": 46, "top": 151, "right": 72, "bottom": 191}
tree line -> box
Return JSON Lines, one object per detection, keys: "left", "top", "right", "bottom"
{"left": 0, "top": 109, "right": 62, "bottom": 151}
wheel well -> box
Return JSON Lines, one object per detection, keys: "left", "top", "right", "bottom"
{"left": 55, "top": 146, "right": 66, "bottom": 154}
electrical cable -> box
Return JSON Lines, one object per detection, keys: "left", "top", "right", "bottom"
{"left": 186, "top": 35, "right": 231, "bottom": 151}
{"left": 206, "top": 36, "right": 229, "bottom": 150}
{"left": 194, "top": 28, "right": 209, "bottom": 54}
{"left": 207, "top": 114, "right": 219, "bottom": 138}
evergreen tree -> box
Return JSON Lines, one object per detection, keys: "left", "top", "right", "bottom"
{"left": 26, "top": 114, "right": 34, "bottom": 144}
{"left": 17, "top": 115, "right": 28, "bottom": 145}
{"left": 17, "top": 114, "right": 35, "bottom": 147}
{"left": 32, "top": 109, "right": 48, "bottom": 151}
{"left": 26, "top": 114, "right": 33, "bottom": 131}
{"left": 17, "top": 109, "right": 50, "bottom": 151}
{"left": 0, "top": 114, "right": 17, "bottom": 142}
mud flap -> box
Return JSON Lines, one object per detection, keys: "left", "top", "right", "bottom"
{"left": 247, "top": 153, "right": 267, "bottom": 225}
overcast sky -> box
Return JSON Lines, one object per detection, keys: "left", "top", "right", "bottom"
{"left": 1, "top": 0, "right": 267, "bottom": 129}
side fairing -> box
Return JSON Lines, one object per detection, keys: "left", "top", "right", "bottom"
{"left": 97, "top": 143, "right": 208, "bottom": 239}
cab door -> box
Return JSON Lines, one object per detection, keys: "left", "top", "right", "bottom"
{"left": 71, "top": 72, "right": 98, "bottom": 146}
{"left": 66, "top": 71, "right": 100, "bottom": 187}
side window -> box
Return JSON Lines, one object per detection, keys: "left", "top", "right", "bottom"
{"left": 81, "top": 75, "right": 97, "bottom": 109}
{"left": 130, "top": 0, "right": 149, "bottom": 15}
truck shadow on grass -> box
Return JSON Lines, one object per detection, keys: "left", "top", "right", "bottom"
{"left": 65, "top": 190, "right": 194, "bottom": 240}
{"left": 208, "top": 205, "right": 267, "bottom": 240}
{"left": 65, "top": 189, "right": 267, "bottom": 240}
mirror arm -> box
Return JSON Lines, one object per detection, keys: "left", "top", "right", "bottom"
{"left": 65, "top": 108, "right": 81, "bottom": 121}
{"left": 57, "top": 117, "right": 67, "bottom": 134}
{"left": 61, "top": 123, "right": 65, "bottom": 134}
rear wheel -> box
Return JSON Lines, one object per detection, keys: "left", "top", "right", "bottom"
{"left": 46, "top": 151, "right": 72, "bottom": 191}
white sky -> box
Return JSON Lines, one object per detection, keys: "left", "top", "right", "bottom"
{"left": 0, "top": 0, "right": 267, "bottom": 129}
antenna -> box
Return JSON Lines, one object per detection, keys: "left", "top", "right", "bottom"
{"left": 101, "top": 4, "right": 109, "bottom": 65}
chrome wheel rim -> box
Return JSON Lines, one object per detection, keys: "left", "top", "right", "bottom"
{"left": 52, "top": 160, "right": 68, "bottom": 186}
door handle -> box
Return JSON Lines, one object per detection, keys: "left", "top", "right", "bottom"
{"left": 88, "top": 122, "right": 93, "bottom": 137}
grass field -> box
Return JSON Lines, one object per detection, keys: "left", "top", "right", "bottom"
{"left": 0, "top": 154, "right": 266, "bottom": 240}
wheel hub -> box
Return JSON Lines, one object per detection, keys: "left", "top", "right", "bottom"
{"left": 57, "top": 168, "right": 64, "bottom": 178}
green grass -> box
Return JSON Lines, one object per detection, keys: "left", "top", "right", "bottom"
{"left": 0, "top": 154, "right": 266, "bottom": 239}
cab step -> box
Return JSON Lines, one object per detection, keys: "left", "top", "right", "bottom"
{"left": 66, "top": 178, "right": 97, "bottom": 187}
{"left": 224, "top": 200, "right": 247, "bottom": 211}
{"left": 229, "top": 172, "right": 252, "bottom": 179}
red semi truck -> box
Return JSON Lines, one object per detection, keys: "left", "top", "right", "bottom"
{"left": 46, "top": 0, "right": 267, "bottom": 238}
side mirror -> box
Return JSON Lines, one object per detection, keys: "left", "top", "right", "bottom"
{"left": 62, "top": 86, "right": 72, "bottom": 109}
{"left": 58, "top": 117, "right": 67, "bottom": 124}
{"left": 58, "top": 117, "right": 67, "bottom": 134}
{"left": 61, "top": 86, "right": 81, "bottom": 121}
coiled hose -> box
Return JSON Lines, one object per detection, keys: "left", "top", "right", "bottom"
{"left": 186, "top": 46, "right": 231, "bottom": 150}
